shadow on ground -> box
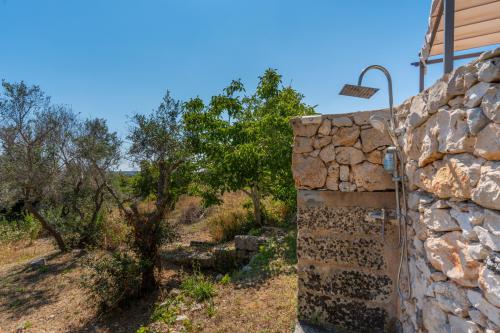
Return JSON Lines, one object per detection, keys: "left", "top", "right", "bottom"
{"left": 0, "top": 251, "right": 83, "bottom": 320}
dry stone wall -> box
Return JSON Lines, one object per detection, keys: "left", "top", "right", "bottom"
{"left": 291, "top": 110, "right": 395, "bottom": 192}
{"left": 292, "top": 47, "right": 500, "bottom": 333}
{"left": 395, "top": 48, "right": 500, "bottom": 333}
{"left": 292, "top": 111, "right": 402, "bottom": 332}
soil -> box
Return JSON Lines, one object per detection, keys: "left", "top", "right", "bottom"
{"left": 0, "top": 220, "right": 297, "bottom": 333}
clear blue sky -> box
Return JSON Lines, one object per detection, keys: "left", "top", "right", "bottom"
{"left": 0, "top": 1, "right": 489, "bottom": 168}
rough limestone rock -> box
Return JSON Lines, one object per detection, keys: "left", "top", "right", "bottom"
{"left": 474, "top": 123, "right": 500, "bottom": 160}
{"left": 366, "top": 149, "right": 383, "bottom": 164}
{"left": 448, "top": 315, "right": 482, "bottom": 333}
{"left": 351, "top": 161, "right": 394, "bottom": 191}
{"left": 338, "top": 181, "right": 356, "bottom": 192}
{"left": 422, "top": 208, "right": 460, "bottom": 232}
{"left": 293, "top": 137, "right": 313, "bottom": 153}
{"left": 484, "top": 209, "right": 500, "bottom": 235}
{"left": 419, "top": 114, "right": 443, "bottom": 166}
{"left": 331, "top": 116, "right": 352, "bottom": 127}
{"left": 325, "top": 163, "right": 339, "bottom": 190}
{"left": 317, "top": 119, "right": 331, "bottom": 136}
{"left": 471, "top": 161, "right": 500, "bottom": 210}
{"left": 433, "top": 281, "right": 470, "bottom": 317}
{"left": 437, "top": 108, "right": 475, "bottom": 154}
{"left": 292, "top": 154, "right": 327, "bottom": 189}
{"left": 479, "top": 266, "right": 500, "bottom": 307}
{"left": 467, "top": 290, "right": 500, "bottom": 326}
{"left": 360, "top": 127, "right": 392, "bottom": 153}
{"left": 478, "top": 58, "right": 500, "bottom": 83}
{"left": 449, "top": 95, "right": 464, "bottom": 107}
{"left": 352, "top": 109, "right": 388, "bottom": 126}
{"left": 447, "top": 201, "right": 485, "bottom": 222}
{"left": 481, "top": 85, "right": 500, "bottom": 123}
{"left": 465, "top": 82, "right": 492, "bottom": 108}
{"left": 404, "top": 125, "right": 424, "bottom": 162}
{"left": 407, "top": 191, "right": 434, "bottom": 211}
{"left": 425, "top": 232, "right": 480, "bottom": 287}
{"left": 313, "top": 136, "right": 332, "bottom": 149}
{"left": 325, "top": 175, "right": 339, "bottom": 191}
{"left": 318, "top": 144, "right": 336, "bottom": 163}
{"left": 474, "top": 226, "right": 500, "bottom": 252}
{"left": 339, "top": 165, "right": 349, "bottom": 182}
{"left": 448, "top": 65, "right": 476, "bottom": 96}
{"left": 291, "top": 117, "right": 321, "bottom": 137}
{"left": 465, "top": 243, "right": 489, "bottom": 260}
{"left": 467, "top": 107, "right": 490, "bottom": 135}
{"left": 428, "top": 78, "right": 452, "bottom": 112}
{"left": 331, "top": 126, "right": 360, "bottom": 146}
{"left": 422, "top": 299, "right": 450, "bottom": 333}
{"left": 451, "top": 209, "right": 480, "bottom": 241}
{"left": 406, "top": 94, "right": 429, "bottom": 129}
{"left": 234, "top": 235, "right": 267, "bottom": 251}
{"left": 335, "top": 147, "right": 365, "bottom": 165}
{"left": 469, "top": 309, "right": 488, "bottom": 328}
{"left": 431, "top": 154, "right": 484, "bottom": 199}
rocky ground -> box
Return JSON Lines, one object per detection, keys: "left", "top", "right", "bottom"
{"left": 0, "top": 219, "right": 297, "bottom": 333}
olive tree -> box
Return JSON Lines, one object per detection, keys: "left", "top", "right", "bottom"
{"left": 60, "top": 118, "right": 121, "bottom": 247}
{"left": 184, "top": 69, "right": 314, "bottom": 225}
{"left": 0, "top": 81, "right": 73, "bottom": 251}
{"left": 0, "top": 81, "right": 121, "bottom": 251}
{"left": 107, "top": 91, "right": 192, "bottom": 292}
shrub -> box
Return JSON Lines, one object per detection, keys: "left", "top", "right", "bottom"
{"left": 0, "top": 214, "right": 41, "bottom": 245}
{"left": 102, "top": 208, "right": 132, "bottom": 250}
{"left": 261, "top": 197, "right": 290, "bottom": 226}
{"left": 207, "top": 207, "right": 252, "bottom": 242}
{"left": 150, "top": 298, "right": 180, "bottom": 325}
{"left": 237, "top": 230, "right": 297, "bottom": 279}
{"left": 81, "top": 251, "right": 143, "bottom": 309}
{"left": 180, "top": 272, "right": 216, "bottom": 302}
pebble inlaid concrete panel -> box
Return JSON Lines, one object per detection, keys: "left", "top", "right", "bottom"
{"left": 297, "top": 235, "right": 385, "bottom": 270}
{"left": 300, "top": 265, "right": 393, "bottom": 302}
{"left": 296, "top": 190, "right": 399, "bottom": 333}
{"left": 297, "top": 206, "right": 383, "bottom": 236}
{"left": 299, "top": 292, "right": 387, "bottom": 333}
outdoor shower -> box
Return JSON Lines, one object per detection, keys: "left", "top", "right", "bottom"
{"left": 339, "top": 65, "right": 411, "bottom": 301}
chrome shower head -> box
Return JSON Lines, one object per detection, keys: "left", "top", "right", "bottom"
{"left": 369, "top": 115, "right": 388, "bottom": 133}
{"left": 339, "top": 84, "right": 379, "bottom": 99}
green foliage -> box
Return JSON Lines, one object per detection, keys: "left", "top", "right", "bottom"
{"left": 81, "top": 251, "right": 144, "bottom": 309}
{"left": 180, "top": 272, "right": 216, "bottom": 302}
{"left": 184, "top": 69, "right": 315, "bottom": 220}
{"left": 237, "top": 230, "right": 297, "bottom": 280}
{"left": 150, "top": 298, "right": 180, "bottom": 325}
{"left": 136, "top": 326, "right": 153, "bottom": 333}
{"left": 0, "top": 214, "right": 41, "bottom": 244}
{"left": 219, "top": 274, "right": 231, "bottom": 285}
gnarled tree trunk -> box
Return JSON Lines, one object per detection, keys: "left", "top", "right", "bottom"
{"left": 26, "top": 203, "right": 67, "bottom": 252}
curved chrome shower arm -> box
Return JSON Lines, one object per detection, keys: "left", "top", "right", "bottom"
{"left": 357, "top": 65, "right": 394, "bottom": 130}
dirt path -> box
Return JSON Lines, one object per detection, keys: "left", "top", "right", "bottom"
{"left": 0, "top": 223, "right": 297, "bottom": 333}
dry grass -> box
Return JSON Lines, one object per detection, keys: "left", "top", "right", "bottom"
{"left": 0, "top": 238, "right": 56, "bottom": 269}
{"left": 194, "top": 275, "right": 297, "bottom": 332}
{"left": 206, "top": 192, "right": 252, "bottom": 242}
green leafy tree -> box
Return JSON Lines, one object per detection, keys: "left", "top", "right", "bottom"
{"left": 184, "top": 69, "right": 314, "bottom": 225}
